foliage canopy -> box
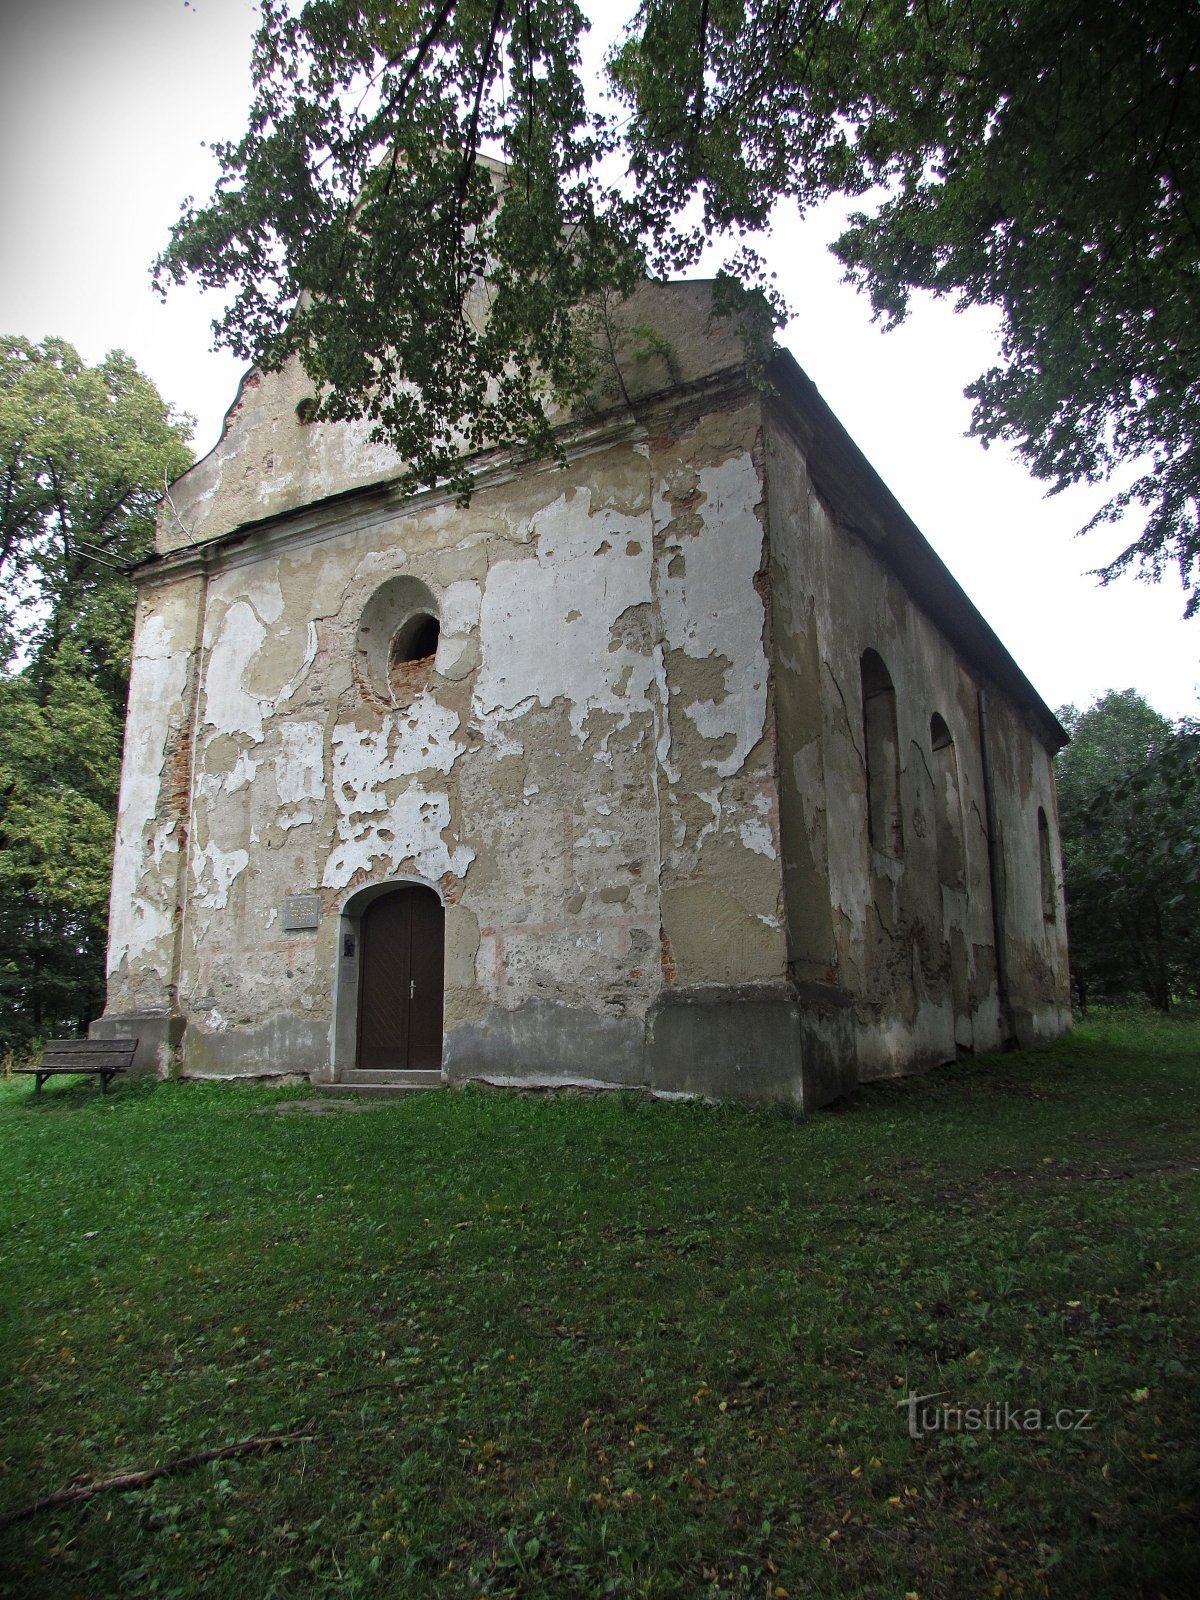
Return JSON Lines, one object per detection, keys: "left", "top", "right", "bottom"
{"left": 157, "top": 0, "right": 1200, "bottom": 604}
{"left": 1056, "top": 690, "right": 1200, "bottom": 1012}
{"left": 0, "top": 338, "right": 192, "bottom": 1049}
{"left": 0, "top": 335, "right": 194, "bottom": 674}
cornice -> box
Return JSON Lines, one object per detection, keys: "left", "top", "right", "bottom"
{"left": 137, "top": 364, "right": 757, "bottom": 589}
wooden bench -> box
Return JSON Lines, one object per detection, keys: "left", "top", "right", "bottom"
{"left": 15, "top": 1038, "right": 138, "bottom": 1095}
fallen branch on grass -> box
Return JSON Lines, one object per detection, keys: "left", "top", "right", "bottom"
{"left": 325, "top": 1378, "right": 405, "bottom": 1402}
{"left": 0, "top": 1429, "right": 318, "bottom": 1530}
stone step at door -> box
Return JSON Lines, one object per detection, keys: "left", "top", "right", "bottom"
{"left": 329, "top": 1068, "right": 444, "bottom": 1093}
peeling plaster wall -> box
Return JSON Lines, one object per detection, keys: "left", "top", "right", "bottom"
{"left": 764, "top": 410, "right": 1070, "bottom": 1077}
{"left": 106, "top": 581, "right": 203, "bottom": 1016}
{"left": 105, "top": 280, "right": 1067, "bottom": 1099}
{"left": 110, "top": 380, "right": 794, "bottom": 1090}
{"left": 649, "top": 411, "right": 786, "bottom": 994}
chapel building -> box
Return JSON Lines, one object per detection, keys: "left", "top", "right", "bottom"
{"left": 95, "top": 281, "right": 1071, "bottom": 1104}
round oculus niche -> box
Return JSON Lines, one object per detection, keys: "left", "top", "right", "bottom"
{"left": 355, "top": 576, "right": 441, "bottom": 706}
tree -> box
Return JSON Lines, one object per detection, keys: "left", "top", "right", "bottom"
{"left": 0, "top": 649, "right": 124, "bottom": 1049}
{"left": 1, "top": 337, "right": 194, "bottom": 672}
{"left": 0, "top": 338, "right": 192, "bottom": 1050}
{"left": 155, "top": 1, "right": 1200, "bottom": 605}
{"left": 155, "top": 0, "right": 645, "bottom": 502}
{"left": 1056, "top": 691, "right": 1200, "bottom": 1013}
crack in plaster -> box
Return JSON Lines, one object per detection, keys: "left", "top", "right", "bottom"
{"left": 824, "top": 659, "right": 865, "bottom": 768}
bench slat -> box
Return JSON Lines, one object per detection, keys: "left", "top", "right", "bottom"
{"left": 40, "top": 1038, "right": 137, "bottom": 1055}
{"left": 40, "top": 1041, "right": 137, "bottom": 1066}
{"left": 15, "top": 1065, "right": 128, "bottom": 1075}
{"left": 40, "top": 1050, "right": 135, "bottom": 1066}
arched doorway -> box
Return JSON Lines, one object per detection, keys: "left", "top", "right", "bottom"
{"left": 357, "top": 885, "right": 445, "bottom": 1070}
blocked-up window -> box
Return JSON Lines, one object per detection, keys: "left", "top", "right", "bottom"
{"left": 930, "top": 713, "right": 965, "bottom": 889}
{"left": 861, "top": 649, "right": 903, "bottom": 856}
{"left": 1038, "top": 807, "right": 1056, "bottom": 921}
{"left": 388, "top": 612, "right": 440, "bottom": 702}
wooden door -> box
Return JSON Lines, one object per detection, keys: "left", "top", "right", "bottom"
{"left": 357, "top": 887, "right": 444, "bottom": 1070}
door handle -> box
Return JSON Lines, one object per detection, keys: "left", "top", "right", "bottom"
{"left": 410, "top": 980, "right": 415, "bottom": 1000}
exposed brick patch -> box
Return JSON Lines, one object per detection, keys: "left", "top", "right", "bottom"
{"left": 389, "top": 651, "right": 436, "bottom": 703}
{"left": 660, "top": 927, "right": 677, "bottom": 986}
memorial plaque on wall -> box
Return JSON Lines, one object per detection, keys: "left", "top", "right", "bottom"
{"left": 282, "top": 894, "right": 321, "bottom": 932}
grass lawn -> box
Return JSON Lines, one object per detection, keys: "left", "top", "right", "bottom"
{"left": 1, "top": 1013, "right": 1198, "bottom": 1599}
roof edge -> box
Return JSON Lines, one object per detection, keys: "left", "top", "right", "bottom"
{"left": 768, "top": 351, "right": 1068, "bottom": 752}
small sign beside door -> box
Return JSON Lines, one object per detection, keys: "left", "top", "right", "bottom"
{"left": 282, "top": 894, "right": 321, "bottom": 932}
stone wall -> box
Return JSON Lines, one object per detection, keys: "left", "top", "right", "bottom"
{"left": 764, "top": 401, "right": 1070, "bottom": 1077}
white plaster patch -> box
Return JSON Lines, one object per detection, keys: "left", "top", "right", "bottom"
{"left": 323, "top": 788, "right": 473, "bottom": 890}
{"left": 246, "top": 574, "right": 284, "bottom": 626}
{"left": 193, "top": 841, "right": 251, "bottom": 910}
{"left": 330, "top": 694, "right": 463, "bottom": 809}
{"left": 276, "top": 721, "right": 326, "bottom": 804}
{"left": 223, "top": 750, "right": 261, "bottom": 794}
{"left": 436, "top": 579, "right": 482, "bottom": 678}
{"left": 739, "top": 818, "right": 776, "bottom": 858}
{"left": 474, "top": 484, "right": 657, "bottom": 744}
{"left": 651, "top": 643, "right": 678, "bottom": 784}
{"left": 107, "top": 898, "right": 174, "bottom": 979}
{"left": 697, "top": 787, "right": 723, "bottom": 841}
{"left": 107, "top": 607, "right": 192, "bottom": 975}
{"left": 275, "top": 621, "right": 319, "bottom": 709}
{"left": 485, "top": 725, "right": 525, "bottom": 760}
{"left": 656, "top": 454, "right": 767, "bottom": 778}
{"left": 440, "top": 579, "right": 482, "bottom": 636}
{"left": 315, "top": 414, "right": 441, "bottom": 509}
{"left": 353, "top": 546, "right": 409, "bottom": 583}
{"left": 202, "top": 600, "right": 269, "bottom": 743}
{"left": 150, "top": 821, "right": 179, "bottom": 871}
{"left": 323, "top": 695, "right": 472, "bottom": 889}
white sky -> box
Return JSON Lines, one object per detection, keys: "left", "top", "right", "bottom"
{"left": 1, "top": 0, "right": 1196, "bottom": 721}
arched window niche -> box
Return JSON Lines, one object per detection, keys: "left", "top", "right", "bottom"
{"left": 1037, "top": 806, "right": 1056, "bottom": 922}
{"left": 860, "top": 648, "right": 903, "bottom": 856}
{"left": 930, "top": 712, "right": 966, "bottom": 890}
{"left": 356, "top": 576, "right": 441, "bottom": 707}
